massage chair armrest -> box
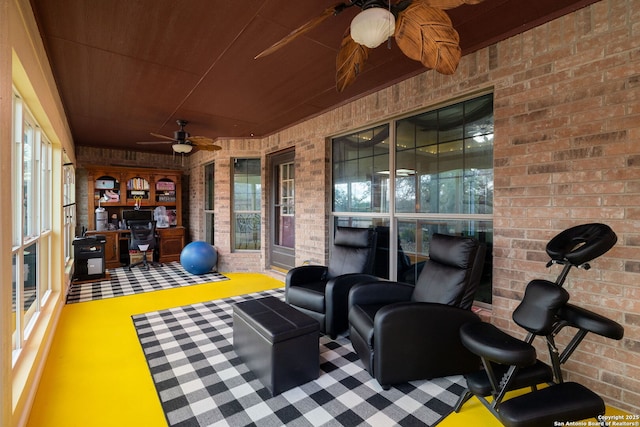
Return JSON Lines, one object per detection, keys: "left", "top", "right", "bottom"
{"left": 348, "top": 281, "right": 414, "bottom": 310}
{"left": 325, "top": 273, "right": 379, "bottom": 337}
{"left": 460, "top": 322, "right": 537, "bottom": 367}
{"left": 557, "top": 303, "right": 624, "bottom": 340}
{"left": 285, "top": 265, "right": 328, "bottom": 288}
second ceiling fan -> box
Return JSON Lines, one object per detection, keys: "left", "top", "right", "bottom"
{"left": 138, "top": 120, "right": 221, "bottom": 154}
{"left": 255, "top": 0, "right": 485, "bottom": 92}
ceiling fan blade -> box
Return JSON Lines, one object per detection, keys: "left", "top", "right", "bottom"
{"left": 336, "top": 29, "right": 370, "bottom": 92}
{"left": 395, "top": 2, "right": 461, "bottom": 74}
{"left": 189, "top": 136, "right": 222, "bottom": 151}
{"left": 418, "top": 0, "right": 485, "bottom": 9}
{"left": 188, "top": 136, "right": 214, "bottom": 144}
{"left": 255, "top": 2, "right": 347, "bottom": 60}
{"left": 150, "top": 132, "right": 175, "bottom": 141}
{"left": 194, "top": 144, "right": 222, "bottom": 152}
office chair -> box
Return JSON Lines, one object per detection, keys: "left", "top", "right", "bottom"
{"left": 127, "top": 220, "right": 161, "bottom": 270}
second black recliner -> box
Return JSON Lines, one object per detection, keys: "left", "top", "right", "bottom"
{"left": 348, "top": 233, "right": 486, "bottom": 389}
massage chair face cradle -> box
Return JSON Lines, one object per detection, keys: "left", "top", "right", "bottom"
{"left": 456, "top": 224, "right": 624, "bottom": 427}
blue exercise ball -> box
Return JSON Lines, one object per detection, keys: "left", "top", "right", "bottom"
{"left": 180, "top": 241, "right": 217, "bottom": 275}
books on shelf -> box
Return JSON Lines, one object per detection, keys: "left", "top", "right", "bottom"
{"left": 127, "top": 178, "right": 149, "bottom": 190}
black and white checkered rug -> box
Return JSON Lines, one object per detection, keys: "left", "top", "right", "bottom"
{"left": 132, "top": 289, "right": 466, "bottom": 427}
{"left": 66, "top": 261, "right": 228, "bottom": 304}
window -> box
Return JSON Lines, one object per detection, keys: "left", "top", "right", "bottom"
{"left": 395, "top": 94, "right": 493, "bottom": 216}
{"left": 204, "top": 162, "right": 215, "bottom": 245}
{"left": 396, "top": 94, "right": 493, "bottom": 303}
{"left": 12, "top": 91, "right": 54, "bottom": 360}
{"left": 332, "top": 93, "right": 494, "bottom": 304}
{"left": 279, "top": 162, "right": 295, "bottom": 216}
{"left": 333, "top": 124, "right": 390, "bottom": 213}
{"left": 233, "top": 159, "right": 261, "bottom": 250}
{"left": 63, "top": 161, "right": 76, "bottom": 263}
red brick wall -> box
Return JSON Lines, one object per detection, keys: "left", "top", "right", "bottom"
{"left": 490, "top": 0, "right": 639, "bottom": 412}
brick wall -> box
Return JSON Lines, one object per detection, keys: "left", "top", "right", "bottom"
{"left": 488, "top": 0, "right": 639, "bottom": 412}
{"left": 77, "top": 0, "right": 639, "bottom": 412}
{"left": 185, "top": 139, "right": 265, "bottom": 272}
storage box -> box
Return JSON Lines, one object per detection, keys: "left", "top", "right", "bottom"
{"left": 129, "top": 250, "right": 144, "bottom": 265}
{"left": 232, "top": 296, "right": 319, "bottom": 396}
{"left": 156, "top": 181, "right": 175, "bottom": 191}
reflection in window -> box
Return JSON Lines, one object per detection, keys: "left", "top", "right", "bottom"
{"left": 333, "top": 124, "right": 390, "bottom": 213}
{"left": 233, "top": 159, "right": 261, "bottom": 250}
{"left": 395, "top": 93, "right": 494, "bottom": 215}
{"left": 23, "top": 242, "right": 38, "bottom": 326}
{"left": 23, "top": 122, "right": 35, "bottom": 237}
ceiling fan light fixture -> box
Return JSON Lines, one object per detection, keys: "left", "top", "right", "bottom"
{"left": 350, "top": 7, "right": 396, "bottom": 49}
{"left": 172, "top": 143, "right": 193, "bottom": 154}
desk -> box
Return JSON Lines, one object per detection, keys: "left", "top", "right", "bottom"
{"left": 85, "top": 226, "right": 185, "bottom": 268}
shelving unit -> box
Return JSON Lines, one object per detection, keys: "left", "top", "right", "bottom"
{"left": 85, "top": 165, "right": 185, "bottom": 268}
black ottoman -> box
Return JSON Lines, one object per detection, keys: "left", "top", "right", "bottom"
{"left": 233, "top": 296, "right": 319, "bottom": 396}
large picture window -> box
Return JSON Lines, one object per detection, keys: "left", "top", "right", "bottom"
{"left": 332, "top": 93, "right": 494, "bottom": 304}
{"left": 233, "top": 158, "right": 261, "bottom": 250}
{"left": 12, "top": 92, "right": 54, "bottom": 360}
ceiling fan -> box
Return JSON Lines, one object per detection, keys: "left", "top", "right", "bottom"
{"left": 138, "top": 119, "right": 221, "bottom": 154}
{"left": 255, "top": 0, "right": 484, "bottom": 92}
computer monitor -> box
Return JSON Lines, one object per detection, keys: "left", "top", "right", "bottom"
{"left": 122, "top": 209, "right": 154, "bottom": 223}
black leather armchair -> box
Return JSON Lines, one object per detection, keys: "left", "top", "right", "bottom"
{"left": 348, "top": 233, "right": 486, "bottom": 389}
{"left": 286, "top": 226, "right": 377, "bottom": 338}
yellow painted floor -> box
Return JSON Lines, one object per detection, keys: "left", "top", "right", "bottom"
{"left": 26, "top": 273, "right": 283, "bottom": 427}
{"left": 26, "top": 273, "right": 628, "bottom": 427}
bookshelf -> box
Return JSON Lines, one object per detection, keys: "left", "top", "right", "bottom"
{"left": 85, "top": 166, "right": 185, "bottom": 267}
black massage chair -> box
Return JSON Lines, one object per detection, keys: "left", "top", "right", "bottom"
{"left": 454, "top": 223, "right": 624, "bottom": 427}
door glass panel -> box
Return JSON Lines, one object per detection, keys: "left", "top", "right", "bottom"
{"left": 276, "top": 162, "right": 294, "bottom": 248}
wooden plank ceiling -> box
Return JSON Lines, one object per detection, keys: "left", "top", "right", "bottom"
{"left": 29, "top": 0, "right": 599, "bottom": 154}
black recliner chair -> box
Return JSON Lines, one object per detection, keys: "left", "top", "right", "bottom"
{"left": 455, "top": 223, "right": 624, "bottom": 427}
{"left": 285, "top": 226, "right": 377, "bottom": 338}
{"left": 348, "top": 233, "right": 486, "bottom": 389}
